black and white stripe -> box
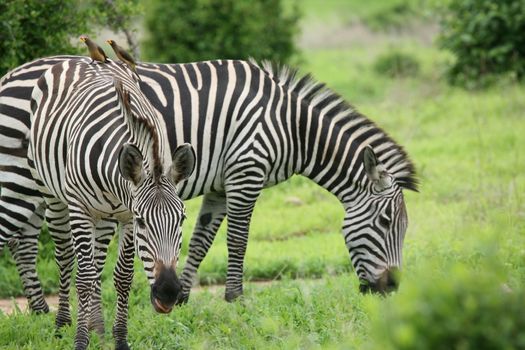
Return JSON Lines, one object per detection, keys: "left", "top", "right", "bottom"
{"left": 0, "top": 56, "right": 417, "bottom": 311}
{"left": 27, "top": 59, "right": 194, "bottom": 350}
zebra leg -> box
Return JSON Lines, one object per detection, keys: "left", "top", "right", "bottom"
{"left": 9, "top": 204, "right": 49, "bottom": 313}
{"left": 178, "top": 192, "right": 227, "bottom": 304}
{"left": 0, "top": 170, "right": 42, "bottom": 250}
{"left": 88, "top": 219, "right": 117, "bottom": 337}
{"left": 69, "top": 211, "right": 97, "bottom": 350}
{"left": 224, "top": 186, "right": 261, "bottom": 302}
{"left": 44, "top": 199, "right": 75, "bottom": 331}
{"left": 112, "top": 223, "right": 134, "bottom": 350}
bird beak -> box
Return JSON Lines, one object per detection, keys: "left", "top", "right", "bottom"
{"left": 80, "top": 37, "right": 86, "bottom": 42}
{"left": 106, "top": 40, "right": 112, "bottom": 45}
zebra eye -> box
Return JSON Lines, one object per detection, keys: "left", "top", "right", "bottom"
{"left": 379, "top": 214, "right": 391, "bottom": 228}
{"left": 135, "top": 217, "right": 146, "bottom": 229}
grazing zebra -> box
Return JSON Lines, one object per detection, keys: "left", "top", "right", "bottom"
{"left": 0, "top": 56, "right": 416, "bottom": 311}
{"left": 27, "top": 59, "right": 195, "bottom": 350}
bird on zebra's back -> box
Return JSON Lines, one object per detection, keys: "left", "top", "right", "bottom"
{"left": 79, "top": 35, "right": 109, "bottom": 64}
{"left": 106, "top": 39, "right": 142, "bottom": 81}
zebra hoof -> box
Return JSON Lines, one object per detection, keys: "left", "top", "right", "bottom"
{"left": 89, "top": 323, "right": 105, "bottom": 337}
{"left": 175, "top": 292, "right": 189, "bottom": 306}
{"left": 225, "top": 289, "right": 243, "bottom": 302}
{"left": 54, "top": 330, "right": 63, "bottom": 339}
{"left": 115, "top": 341, "right": 130, "bottom": 350}
{"left": 56, "top": 318, "right": 72, "bottom": 330}
{"left": 54, "top": 327, "right": 68, "bottom": 339}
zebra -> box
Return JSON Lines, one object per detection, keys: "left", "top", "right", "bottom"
{"left": 27, "top": 59, "right": 195, "bottom": 350}
{"left": 0, "top": 56, "right": 417, "bottom": 311}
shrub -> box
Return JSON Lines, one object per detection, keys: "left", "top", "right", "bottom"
{"left": 438, "top": 0, "right": 525, "bottom": 87}
{"left": 369, "top": 265, "right": 525, "bottom": 350}
{"left": 365, "top": 1, "right": 418, "bottom": 32}
{"left": 0, "top": 0, "right": 145, "bottom": 77}
{"left": 90, "top": 0, "right": 143, "bottom": 58}
{"left": 0, "top": 0, "right": 90, "bottom": 77}
{"left": 142, "top": 0, "right": 300, "bottom": 64}
{"left": 373, "top": 50, "right": 420, "bottom": 78}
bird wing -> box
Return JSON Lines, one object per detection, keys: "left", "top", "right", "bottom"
{"left": 98, "top": 46, "right": 108, "bottom": 59}
{"left": 119, "top": 48, "right": 136, "bottom": 65}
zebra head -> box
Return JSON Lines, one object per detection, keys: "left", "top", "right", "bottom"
{"left": 345, "top": 146, "right": 410, "bottom": 295}
{"left": 119, "top": 142, "right": 196, "bottom": 313}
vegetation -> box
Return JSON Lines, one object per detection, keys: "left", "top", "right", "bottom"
{"left": 370, "top": 265, "right": 525, "bottom": 349}
{"left": 438, "top": 0, "right": 525, "bottom": 87}
{"left": 373, "top": 50, "right": 420, "bottom": 78}
{"left": 90, "top": 0, "right": 143, "bottom": 57}
{"left": 142, "top": 0, "right": 300, "bottom": 63}
{"left": 0, "top": 0, "right": 143, "bottom": 77}
{"left": 1, "top": 0, "right": 524, "bottom": 348}
{"left": 0, "top": 0, "right": 89, "bottom": 77}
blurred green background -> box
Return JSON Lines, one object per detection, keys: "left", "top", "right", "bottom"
{"left": 1, "top": 0, "right": 524, "bottom": 348}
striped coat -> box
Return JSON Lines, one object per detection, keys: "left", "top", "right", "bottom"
{"left": 0, "top": 56, "right": 417, "bottom": 311}
{"left": 28, "top": 59, "right": 195, "bottom": 349}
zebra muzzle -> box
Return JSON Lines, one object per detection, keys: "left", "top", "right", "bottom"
{"left": 359, "top": 267, "right": 400, "bottom": 295}
{"left": 152, "top": 298, "right": 173, "bottom": 314}
{"left": 150, "top": 263, "right": 182, "bottom": 313}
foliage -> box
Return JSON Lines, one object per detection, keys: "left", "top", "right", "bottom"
{"left": 373, "top": 50, "right": 420, "bottom": 78}
{"left": 89, "top": 0, "right": 143, "bottom": 57}
{"left": 0, "top": 0, "right": 144, "bottom": 77}
{"left": 438, "top": 0, "right": 525, "bottom": 87}
{"left": 365, "top": 0, "right": 418, "bottom": 31}
{"left": 142, "top": 0, "right": 300, "bottom": 63}
{"left": 89, "top": 0, "right": 141, "bottom": 35}
{"left": 0, "top": 0, "right": 89, "bottom": 77}
{"left": 369, "top": 265, "right": 525, "bottom": 349}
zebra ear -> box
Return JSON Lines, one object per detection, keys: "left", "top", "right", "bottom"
{"left": 363, "top": 146, "right": 392, "bottom": 191}
{"left": 119, "top": 143, "right": 145, "bottom": 186}
{"left": 169, "top": 143, "right": 196, "bottom": 184}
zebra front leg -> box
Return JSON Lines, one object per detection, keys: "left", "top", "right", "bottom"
{"left": 224, "top": 186, "right": 261, "bottom": 302}
{"left": 10, "top": 205, "right": 49, "bottom": 313}
{"left": 112, "top": 223, "right": 134, "bottom": 350}
{"left": 69, "top": 212, "right": 97, "bottom": 350}
{"left": 45, "top": 199, "right": 75, "bottom": 332}
{"left": 88, "top": 219, "right": 118, "bottom": 337}
{"left": 178, "top": 192, "right": 227, "bottom": 304}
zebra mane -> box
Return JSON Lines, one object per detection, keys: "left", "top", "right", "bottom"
{"left": 113, "top": 78, "right": 164, "bottom": 182}
{"left": 250, "top": 59, "right": 418, "bottom": 192}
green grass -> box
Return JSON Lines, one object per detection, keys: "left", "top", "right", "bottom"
{"left": 0, "top": 275, "right": 370, "bottom": 349}
{"left": 286, "top": 0, "right": 423, "bottom": 29}
{"left": 1, "top": 0, "right": 525, "bottom": 348}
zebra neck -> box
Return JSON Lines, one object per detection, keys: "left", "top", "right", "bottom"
{"left": 295, "top": 102, "right": 370, "bottom": 202}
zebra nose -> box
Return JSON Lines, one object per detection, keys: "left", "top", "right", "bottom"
{"left": 150, "top": 263, "right": 182, "bottom": 313}
{"left": 359, "top": 267, "right": 400, "bottom": 295}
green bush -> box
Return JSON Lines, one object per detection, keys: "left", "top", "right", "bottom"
{"left": 438, "top": 0, "right": 525, "bottom": 87}
{"left": 142, "top": 0, "right": 300, "bottom": 63}
{"left": 373, "top": 50, "right": 420, "bottom": 78}
{"left": 369, "top": 265, "right": 525, "bottom": 350}
{"left": 0, "top": 0, "right": 144, "bottom": 77}
{"left": 365, "top": 1, "right": 418, "bottom": 32}
{"left": 0, "top": 0, "right": 89, "bottom": 77}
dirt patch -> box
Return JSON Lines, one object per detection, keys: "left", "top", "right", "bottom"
{"left": 0, "top": 295, "right": 59, "bottom": 315}
{"left": 298, "top": 19, "right": 439, "bottom": 50}
{"left": 0, "top": 280, "right": 277, "bottom": 315}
